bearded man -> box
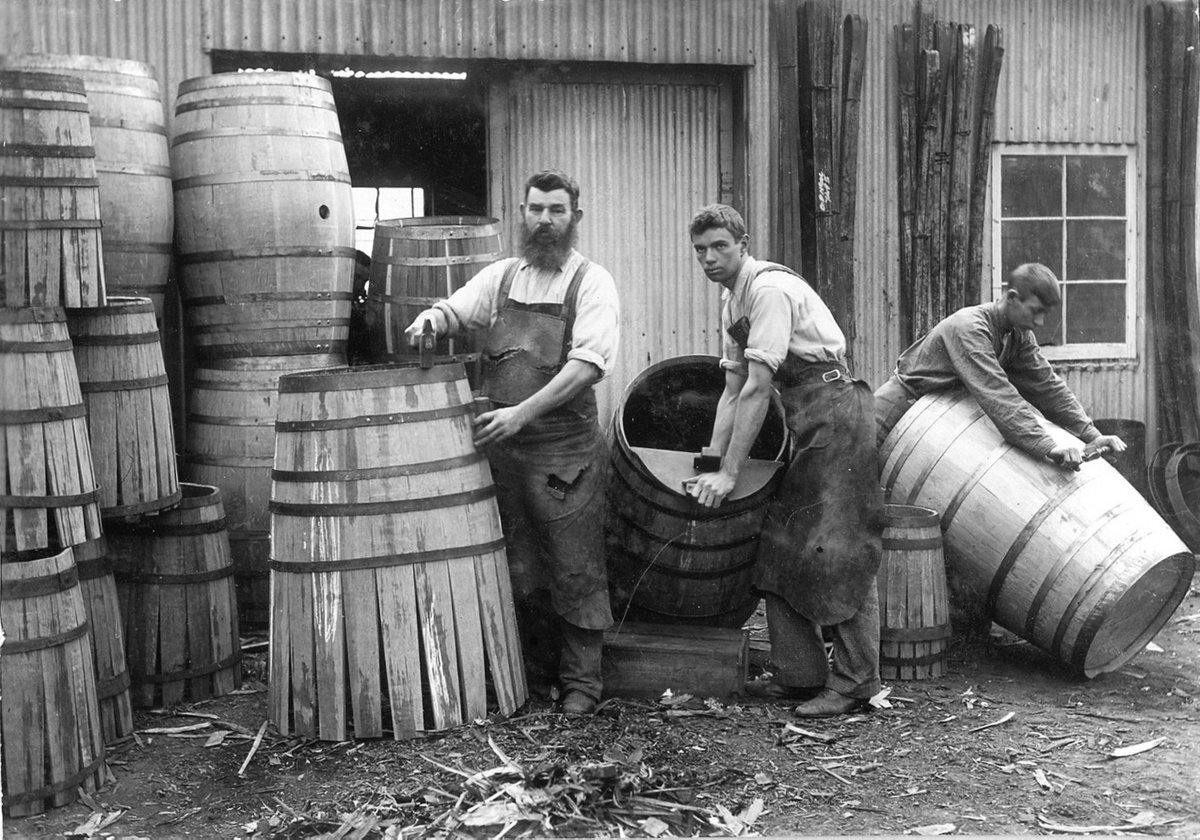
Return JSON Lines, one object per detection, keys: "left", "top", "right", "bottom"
{"left": 405, "top": 170, "right": 620, "bottom": 715}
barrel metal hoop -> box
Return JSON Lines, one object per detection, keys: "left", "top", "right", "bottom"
{"left": 371, "top": 293, "right": 445, "bottom": 306}
{"left": 182, "top": 291, "right": 355, "bottom": 306}
{"left": 0, "top": 142, "right": 94, "bottom": 157}
{"left": 610, "top": 451, "right": 764, "bottom": 519}
{"left": 375, "top": 251, "right": 506, "bottom": 268}
{"left": 80, "top": 374, "right": 170, "bottom": 393}
{"left": 0, "top": 96, "right": 89, "bottom": 112}
{"left": 102, "top": 239, "right": 174, "bottom": 255}
{"left": 190, "top": 319, "right": 352, "bottom": 336}
{"left": 271, "top": 451, "right": 485, "bottom": 483}
{"left": 0, "top": 565, "right": 79, "bottom": 599}
{"left": 174, "top": 94, "right": 339, "bottom": 114}
{"left": 1, "top": 618, "right": 89, "bottom": 654}
{"left": 636, "top": 552, "right": 759, "bottom": 580}
{"left": 184, "top": 415, "right": 273, "bottom": 430}
{"left": 195, "top": 341, "right": 348, "bottom": 360}
{"left": 881, "top": 536, "right": 943, "bottom": 551}
{"left": 269, "top": 485, "right": 495, "bottom": 517}
{"left": 70, "top": 331, "right": 160, "bottom": 347}
{"left": 131, "top": 649, "right": 242, "bottom": 684}
{"left": 375, "top": 222, "right": 501, "bottom": 240}
{"left": 170, "top": 125, "right": 344, "bottom": 146}
{"left": 0, "top": 403, "right": 88, "bottom": 423}
{"left": 268, "top": 536, "right": 507, "bottom": 574}
{"left": 106, "top": 516, "right": 227, "bottom": 538}
{"left": 0, "top": 218, "right": 102, "bottom": 230}
{"left": 879, "top": 623, "right": 951, "bottom": 642}
{"left": 0, "top": 338, "right": 74, "bottom": 353}
{"left": 0, "top": 752, "right": 105, "bottom": 806}
{"left": 0, "top": 487, "right": 101, "bottom": 508}
{"left": 95, "top": 668, "right": 132, "bottom": 701}
{"left": 879, "top": 651, "right": 946, "bottom": 666}
{"left": 114, "top": 565, "right": 234, "bottom": 585}
{"left": 171, "top": 170, "right": 351, "bottom": 190}
{"left": 275, "top": 402, "right": 473, "bottom": 433}
{"left": 0, "top": 175, "right": 100, "bottom": 187}
{"left": 100, "top": 488, "right": 185, "bottom": 519}
{"left": 613, "top": 510, "right": 756, "bottom": 552}
{"left": 76, "top": 554, "right": 115, "bottom": 581}
{"left": 177, "top": 245, "right": 358, "bottom": 265}
{"left": 276, "top": 362, "right": 462, "bottom": 393}
{"left": 90, "top": 116, "right": 168, "bottom": 134}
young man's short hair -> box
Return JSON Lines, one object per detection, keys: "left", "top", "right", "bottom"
{"left": 1006, "top": 263, "right": 1062, "bottom": 307}
{"left": 688, "top": 204, "right": 747, "bottom": 241}
{"left": 524, "top": 169, "right": 581, "bottom": 211}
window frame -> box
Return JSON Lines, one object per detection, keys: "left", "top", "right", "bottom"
{"left": 990, "top": 142, "right": 1137, "bottom": 361}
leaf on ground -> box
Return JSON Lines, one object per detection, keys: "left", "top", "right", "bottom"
{"left": 640, "top": 816, "right": 671, "bottom": 837}
{"left": 1106, "top": 736, "right": 1165, "bottom": 758}
{"left": 912, "top": 823, "right": 956, "bottom": 835}
{"left": 968, "top": 711, "right": 1015, "bottom": 733}
{"left": 459, "top": 801, "right": 539, "bottom": 826}
{"left": 868, "top": 686, "right": 893, "bottom": 709}
{"left": 204, "top": 731, "right": 229, "bottom": 748}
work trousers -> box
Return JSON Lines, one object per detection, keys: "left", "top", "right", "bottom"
{"left": 764, "top": 589, "right": 882, "bottom": 700}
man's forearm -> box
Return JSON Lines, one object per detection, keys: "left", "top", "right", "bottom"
{"left": 514, "top": 359, "right": 600, "bottom": 422}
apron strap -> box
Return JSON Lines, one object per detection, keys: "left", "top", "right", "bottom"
{"left": 494, "top": 257, "right": 522, "bottom": 311}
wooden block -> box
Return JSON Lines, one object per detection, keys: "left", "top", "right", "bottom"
{"left": 602, "top": 622, "right": 748, "bottom": 700}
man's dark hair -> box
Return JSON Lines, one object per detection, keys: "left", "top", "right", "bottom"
{"left": 1007, "top": 263, "right": 1062, "bottom": 307}
{"left": 524, "top": 169, "right": 581, "bottom": 211}
{"left": 688, "top": 204, "right": 747, "bottom": 241}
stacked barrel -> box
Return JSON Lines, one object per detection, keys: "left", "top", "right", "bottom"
{"left": 170, "top": 72, "right": 356, "bottom": 627}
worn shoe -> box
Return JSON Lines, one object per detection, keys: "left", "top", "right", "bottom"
{"left": 792, "top": 688, "right": 869, "bottom": 718}
{"left": 743, "top": 676, "right": 822, "bottom": 702}
{"left": 561, "top": 690, "right": 597, "bottom": 715}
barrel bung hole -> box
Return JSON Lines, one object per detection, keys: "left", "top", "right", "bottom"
{"left": 318, "top": 204, "right": 330, "bottom": 219}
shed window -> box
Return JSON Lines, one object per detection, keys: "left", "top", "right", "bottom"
{"left": 992, "top": 145, "right": 1136, "bottom": 360}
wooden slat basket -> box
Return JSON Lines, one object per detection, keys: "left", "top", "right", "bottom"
{"left": 877, "top": 504, "right": 950, "bottom": 680}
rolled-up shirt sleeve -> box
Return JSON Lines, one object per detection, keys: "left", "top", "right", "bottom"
{"left": 567, "top": 264, "right": 620, "bottom": 377}
{"left": 742, "top": 283, "right": 792, "bottom": 373}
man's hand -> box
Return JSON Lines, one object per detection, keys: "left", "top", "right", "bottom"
{"left": 473, "top": 406, "right": 529, "bottom": 449}
{"left": 1085, "top": 434, "right": 1127, "bottom": 459}
{"left": 1048, "top": 444, "right": 1085, "bottom": 470}
{"left": 404, "top": 310, "right": 443, "bottom": 346}
{"left": 686, "top": 470, "right": 737, "bottom": 508}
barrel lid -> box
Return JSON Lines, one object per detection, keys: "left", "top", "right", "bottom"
{"left": 176, "top": 71, "right": 333, "bottom": 98}
{"left": 630, "top": 446, "right": 782, "bottom": 503}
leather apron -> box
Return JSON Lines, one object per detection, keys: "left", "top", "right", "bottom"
{"left": 480, "top": 258, "right": 613, "bottom": 630}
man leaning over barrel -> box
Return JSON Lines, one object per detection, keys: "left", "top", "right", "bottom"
{"left": 405, "top": 169, "right": 620, "bottom": 716}
{"left": 874, "top": 263, "right": 1126, "bottom": 466}
{"left": 686, "top": 204, "right": 885, "bottom": 718}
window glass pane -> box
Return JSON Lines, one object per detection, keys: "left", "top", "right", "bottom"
{"left": 1001, "top": 156, "right": 1062, "bottom": 217}
{"left": 1066, "top": 220, "right": 1125, "bottom": 279}
{"left": 1001, "top": 220, "right": 1062, "bottom": 279}
{"left": 1064, "top": 282, "right": 1126, "bottom": 343}
{"left": 1066, "top": 156, "right": 1125, "bottom": 216}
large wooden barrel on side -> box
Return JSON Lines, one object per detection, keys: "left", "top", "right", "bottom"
{"left": 107, "top": 483, "right": 242, "bottom": 709}
{"left": 0, "top": 70, "right": 105, "bottom": 308}
{"left": 877, "top": 504, "right": 950, "bottom": 680}
{"left": 364, "top": 216, "right": 504, "bottom": 362}
{"left": 74, "top": 537, "right": 134, "bottom": 744}
{"left": 606, "top": 355, "right": 789, "bottom": 627}
{"left": 67, "top": 296, "right": 181, "bottom": 519}
{"left": 171, "top": 71, "right": 355, "bottom": 362}
{"left": 1, "top": 307, "right": 103, "bottom": 556}
{"left": 269, "top": 361, "right": 526, "bottom": 741}
{"left": 182, "top": 354, "right": 343, "bottom": 626}
{"left": 0, "top": 54, "right": 173, "bottom": 315}
{"left": 881, "top": 390, "right": 1196, "bottom": 677}
{"left": 1, "top": 546, "right": 107, "bottom": 817}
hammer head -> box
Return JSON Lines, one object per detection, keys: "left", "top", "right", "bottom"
{"left": 419, "top": 320, "right": 436, "bottom": 369}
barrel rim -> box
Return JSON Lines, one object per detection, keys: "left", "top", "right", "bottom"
{"left": 0, "top": 306, "right": 68, "bottom": 325}
{"left": 176, "top": 71, "right": 333, "bottom": 97}
{"left": 277, "top": 360, "right": 466, "bottom": 392}
{"left": 0, "top": 53, "right": 158, "bottom": 80}
{"left": 374, "top": 216, "right": 502, "bottom": 235}
{"left": 173, "top": 482, "right": 223, "bottom": 510}
{"left": 882, "top": 503, "right": 941, "bottom": 528}
{"left": 0, "top": 69, "right": 87, "bottom": 94}
{"left": 65, "top": 295, "right": 156, "bottom": 317}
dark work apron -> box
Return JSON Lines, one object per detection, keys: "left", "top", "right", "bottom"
{"left": 480, "top": 258, "right": 613, "bottom": 630}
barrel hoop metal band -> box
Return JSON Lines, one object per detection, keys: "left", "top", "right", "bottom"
{"left": 0, "top": 96, "right": 89, "bottom": 112}
{"left": 269, "top": 537, "right": 507, "bottom": 574}
{"left": 881, "top": 536, "right": 944, "bottom": 551}
{"left": 101, "top": 488, "right": 184, "bottom": 519}
{"left": 610, "top": 455, "right": 763, "bottom": 519}
{"left": 195, "top": 341, "right": 347, "bottom": 360}
{"left": 0, "top": 142, "right": 95, "bottom": 157}
{"left": 0, "top": 403, "right": 88, "bottom": 423}
{"left": 0, "top": 175, "right": 100, "bottom": 188}
{"left": 75, "top": 553, "right": 114, "bottom": 580}
{"left": 879, "top": 652, "right": 946, "bottom": 667}
{"left": 271, "top": 451, "right": 485, "bottom": 483}
{"left": 170, "top": 125, "right": 344, "bottom": 146}
{"left": 0, "top": 487, "right": 101, "bottom": 508}
{"left": 277, "top": 362, "right": 461, "bottom": 393}
{"left": 614, "top": 514, "right": 756, "bottom": 553}
{"left": 70, "top": 331, "right": 160, "bottom": 347}
{"left": 114, "top": 565, "right": 234, "bottom": 585}
{"left": 371, "top": 293, "right": 444, "bottom": 307}
{"left": 185, "top": 412, "right": 273, "bottom": 429}
{"left": 985, "top": 470, "right": 1108, "bottom": 616}
{"left": 101, "top": 239, "right": 174, "bottom": 255}
{"left": 174, "top": 94, "right": 339, "bottom": 114}
{"left": 638, "top": 552, "right": 759, "bottom": 580}
{"left": 0, "top": 752, "right": 105, "bottom": 806}
{"left": 269, "top": 485, "right": 495, "bottom": 517}
{"left": 0, "top": 338, "right": 74, "bottom": 353}
{"left": 377, "top": 223, "right": 500, "bottom": 240}
{"left": 0, "top": 618, "right": 90, "bottom": 654}
{"left": 275, "top": 401, "right": 473, "bottom": 432}
{"left": 0, "top": 564, "right": 80, "bottom": 599}
{"left": 189, "top": 319, "right": 352, "bottom": 336}
{"left": 96, "top": 161, "right": 173, "bottom": 178}
{"left": 90, "top": 116, "right": 168, "bottom": 134}
{"left": 95, "top": 669, "right": 132, "bottom": 701}
{"left": 183, "top": 291, "right": 355, "bottom": 306}
{"left": 0, "top": 218, "right": 102, "bottom": 231}
{"left": 375, "top": 251, "right": 505, "bottom": 268}
{"left": 106, "top": 516, "right": 227, "bottom": 538}
{"left": 131, "top": 649, "right": 242, "bottom": 684}
{"left": 879, "top": 623, "right": 952, "bottom": 642}
{"left": 80, "top": 374, "right": 170, "bottom": 394}
{"left": 177, "top": 245, "right": 358, "bottom": 265}
{"left": 171, "top": 170, "right": 351, "bottom": 190}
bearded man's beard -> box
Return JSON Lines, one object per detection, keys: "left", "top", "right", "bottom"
{"left": 520, "top": 217, "right": 578, "bottom": 270}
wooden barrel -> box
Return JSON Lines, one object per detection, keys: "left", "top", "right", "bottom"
{"left": 107, "top": 483, "right": 242, "bottom": 709}
{"left": 364, "top": 216, "right": 504, "bottom": 361}
{"left": 269, "top": 361, "right": 526, "bottom": 740}
{"left": 1, "top": 307, "right": 103, "bottom": 555}
{"left": 67, "top": 296, "right": 181, "bottom": 518}
{"left": 74, "top": 537, "right": 134, "bottom": 744}
{"left": 1, "top": 546, "right": 107, "bottom": 816}
{"left": 171, "top": 71, "right": 355, "bottom": 361}
{"left": 0, "top": 70, "right": 105, "bottom": 308}
{"left": 1163, "top": 442, "right": 1200, "bottom": 551}
{"left": 182, "top": 354, "right": 344, "bottom": 627}
{"left": 881, "top": 390, "right": 1196, "bottom": 677}
{"left": 0, "top": 54, "right": 172, "bottom": 316}
{"left": 606, "top": 355, "right": 789, "bottom": 627}
{"left": 877, "top": 504, "right": 950, "bottom": 680}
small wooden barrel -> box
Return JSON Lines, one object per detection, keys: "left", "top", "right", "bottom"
{"left": 1, "top": 307, "right": 103, "bottom": 555}
{"left": 877, "top": 504, "right": 950, "bottom": 680}
{"left": 881, "top": 390, "right": 1196, "bottom": 677}
{"left": 171, "top": 72, "right": 355, "bottom": 361}
{"left": 1, "top": 546, "right": 107, "bottom": 817}
{"left": 269, "top": 361, "right": 527, "bottom": 741}
{"left": 0, "top": 54, "right": 173, "bottom": 316}
{"left": 0, "top": 71, "right": 106, "bottom": 308}
{"left": 1162, "top": 442, "right": 1200, "bottom": 551}
{"left": 108, "top": 483, "right": 242, "bottom": 709}
{"left": 364, "top": 216, "right": 504, "bottom": 361}
{"left": 67, "top": 296, "right": 181, "bottom": 519}
{"left": 74, "top": 537, "right": 134, "bottom": 743}
{"left": 606, "top": 355, "right": 789, "bottom": 627}
{"left": 182, "top": 354, "right": 344, "bottom": 626}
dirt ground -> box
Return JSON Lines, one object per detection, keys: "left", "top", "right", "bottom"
{"left": 7, "top": 585, "right": 1200, "bottom": 839}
